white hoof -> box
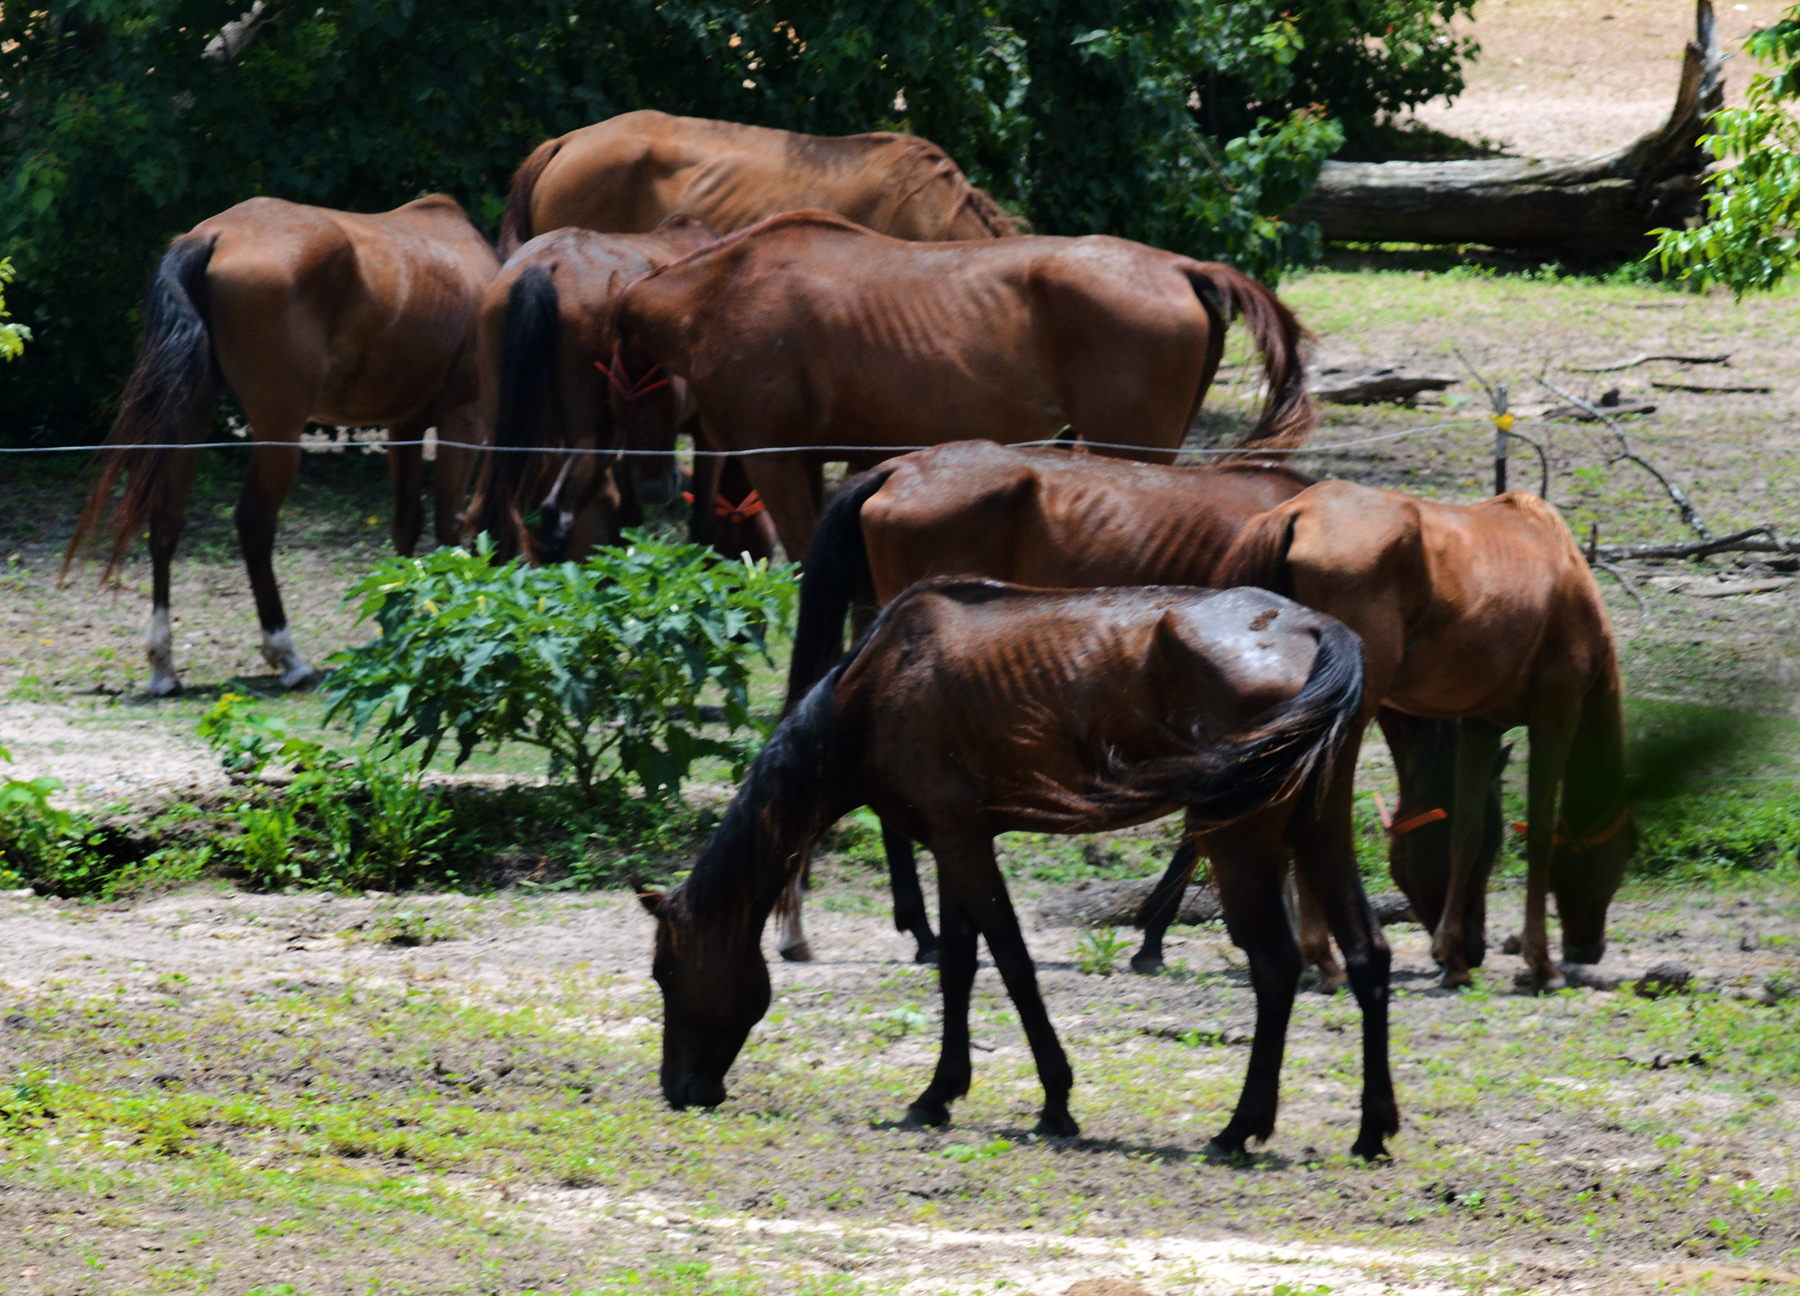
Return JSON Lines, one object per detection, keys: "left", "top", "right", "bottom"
{"left": 147, "top": 668, "right": 183, "bottom": 698}
{"left": 260, "top": 628, "right": 317, "bottom": 689}
{"left": 147, "top": 607, "right": 181, "bottom": 696}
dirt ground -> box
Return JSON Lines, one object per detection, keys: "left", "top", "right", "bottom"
{"left": 1, "top": 876, "right": 1796, "bottom": 1296}
{"left": 1408, "top": 0, "right": 1785, "bottom": 158}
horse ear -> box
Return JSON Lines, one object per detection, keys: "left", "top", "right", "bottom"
{"left": 637, "top": 888, "right": 665, "bottom": 917}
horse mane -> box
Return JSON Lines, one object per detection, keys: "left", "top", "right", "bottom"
{"left": 673, "top": 658, "right": 850, "bottom": 928}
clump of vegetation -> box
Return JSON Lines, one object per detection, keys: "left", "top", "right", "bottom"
{"left": 348, "top": 906, "right": 463, "bottom": 947}
{"left": 325, "top": 533, "right": 795, "bottom": 805}
{"left": 0, "top": 258, "right": 28, "bottom": 362}
{"left": 1075, "top": 926, "right": 1131, "bottom": 976}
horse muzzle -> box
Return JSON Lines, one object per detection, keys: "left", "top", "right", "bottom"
{"left": 661, "top": 1071, "right": 728, "bottom": 1111}
{"left": 634, "top": 461, "right": 682, "bottom": 510}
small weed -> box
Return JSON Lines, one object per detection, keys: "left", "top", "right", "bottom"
{"left": 1075, "top": 927, "right": 1130, "bottom": 976}
{"left": 351, "top": 908, "right": 462, "bottom": 947}
{"left": 941, "top": 1138, "right": 1011, "bottom": 1163}
{"left": 872, "top": 1005, "right": 931, "bottom": 1041}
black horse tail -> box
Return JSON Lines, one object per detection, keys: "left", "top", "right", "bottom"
{"left": 1087, "top": 615, "right": 1365, "bottom": 830}
{"left": 782, "top": 465, "right": 896, "bottom": 715}
{"left": 66, "top": 235, "right": 220, "bottom": 582}
{"left": 471, "top": 265, "right": 559, "bottom": 561}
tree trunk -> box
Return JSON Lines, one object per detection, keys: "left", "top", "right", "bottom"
{"left": 1290, "top": 0, "right": 1725, "bottom": 257}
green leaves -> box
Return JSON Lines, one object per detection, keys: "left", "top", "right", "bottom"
{"left": 1652, "top": 6, "right": 1800, "bottom": 296}
{"left": 0, "top": 259, "right": 28, "bottom": 363}
{"left": 323, "top": 532, "right": 796, "bottom": 805}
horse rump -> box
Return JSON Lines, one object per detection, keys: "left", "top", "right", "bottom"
{"left": 497, "top": 138, "right": 562, "bottom": 258}
{"left": 66, "top": 234, "right": 220, "bottom": 580}
{"left": 1087, "top": 615, "right": 1364, "bottom": 829}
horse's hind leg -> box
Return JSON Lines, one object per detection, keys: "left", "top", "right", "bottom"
{"left": 432, "top": 402, "right": 482, "bottom": 547}
{"left": 145, "top": 446, "right": 205, "bottom": 697}
{"left": 1131, "top": 831, "right": 1201, "bottom": 975}
{"left": 881, "top": 823, "right": 938, "bottom": 964}
{"left": 1292, "top": 870, "right": 1348, "bottom": 992}
{"left": 1208, "top": 817, "right": 1301, "bottom": 1156}
{"left": 236, "top": 433, "right": 314, "bottom": 687}
{"left": 1288, "top": 765, "right": 1398, "bottom": 1161}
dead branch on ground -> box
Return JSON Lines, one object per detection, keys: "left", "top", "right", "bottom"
{"left": 1537, "top": 378, "right": 1713, "bottom": 540}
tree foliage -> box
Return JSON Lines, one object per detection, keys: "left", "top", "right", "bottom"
{"left": 1653, "top": 7, "right": 1800, "bottom": 295}
{"left": 0, "top": 260, "right": 28, "bottom": 362}
{"left": 2, "top": 0, "right": 1476, "bottom": 438}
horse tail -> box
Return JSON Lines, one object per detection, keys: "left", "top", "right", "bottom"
{"left": 65, "top": 234, "right": 219, "bottom": 582}
{"left": 498, "top": 138, "right": 561, "bottom": 258}
{"left": 1184, "top": 264, "right": 1314, "bottom": 456}
{"left": 471, "top": 265, "right": 559, "bottom": 561}
{"left": 1092, "top": 615, "right": 1365, "bottom": 828}
{"left": 782, "top": 466, "right": 897, "bottom": 716}
{"left": 1213, "top": 502, "right": 1299, "bottom": 600}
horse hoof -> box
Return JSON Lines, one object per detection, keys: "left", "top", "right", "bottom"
{"left": 1209, "top": 1128, "right": 1251, "bottom": 1158}
{"left": 1350, "top": 1134, "right": 1392, "bottom": 1162}
{"left": 1128, "top": 953, "right": 1164, "bottom": 976}
{"left": 899, "top": 1103, "right": 949, "bottom": 1131}
{"left": 779, "top": 942, "right": 815, "bottom": 963}
{"left": 1032, "top": 1111, "right": 1080, "bottom": 1139}
{"left": 913, "top": 941, "right": 939, "bottom": 966}
{"left": 146, "top": 673, "right": 183, "bottom": 698}
{"left": 1438, "top": 967, "right": 1473, "bottom": 990}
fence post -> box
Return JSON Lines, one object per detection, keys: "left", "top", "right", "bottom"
{"left": 1492, "top": 384, "right": 1512, "bottom": 496}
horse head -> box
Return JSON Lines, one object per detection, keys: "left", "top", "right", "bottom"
{"left": 1551, "top": 806, "right": 1638, "bottom": 965}
{"left": 603, "top": 339, "right": 686, "bottom": 509}
{"left": 640, "top": 885, "right": 771, "bottom": 1110}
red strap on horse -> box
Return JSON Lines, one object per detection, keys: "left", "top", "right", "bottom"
{"left": 595, "top": 342, "right": 672, "bottom": 400}
{"left": 1511, "top": 809, "right": 1633, "bottom": 852}
{"left": 1388, "top": 807, "right": 1448, "bottom": 838}
{"left": 1373, "top": 790, "right": 1446, "bottom": 838}
{"left": 715, "top": 490, "right": 765, "bottom": 524}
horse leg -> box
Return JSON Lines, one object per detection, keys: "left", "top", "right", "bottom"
{"left": 1130, "top": 831, "right": 1200, "bottom": 975}
{"left": 432, "top": 403, "right": 482, "bottom": 546}
{"left": 1207, "top": 817, "right": 1301, "bottom": 1155}
{"left": 386, "top": 417, "right": 428, "bottom": 557}
{"left": 738, "top": 450, "right": 822, "bottom": 562}
{"left": 1287, "top": 758, "right": 1398, "bottom": 1160}
{"left": 1521, "top": 712, "right": 1578, "bottom": 991}
{"left": 1293, "top": 868, "right": 1347, "bottom": 993}
{"left": 1429, "top": 719, "right": 1506, "bottom": 988}
{"left": 881, "top": 822, "right": 938, "bottom": 964}
{"left": 687, "top": 451, "right": 724, "bottom": 550}
{"left": 934, "top": 836, "right": 1078, "bottom": 1137}
{"left": 235, "top": 434, "right": 314, "bottom": 688}
{"left": 145, "top": 447, "right": 204, "bottom": 697}
{"left": 901, "top": 886, "right": 977, "bottom": 1130}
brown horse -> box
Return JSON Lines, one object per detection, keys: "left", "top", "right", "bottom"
{"left": 66, "top": 195, "right": 498, "bottom": 695}
{"left": 467, "top": 218, "right": 716, "bottom": 561}
{"left": 638, "top": 578, "right": 1397, "bottom": 1159}
{"left": 781, "top": 442, "right": 1504, "bottom": 976}
{"left": 608, "top": 211, "right": 1314, "bottom": 561}
{"left": 1217, "top": 481, "right": 1636, "bottom": 989}
{"left": 498, "top": 110, "right": 1021, "bottom": 257}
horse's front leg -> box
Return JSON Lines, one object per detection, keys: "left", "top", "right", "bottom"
{"left": 936, "top": 836, "right": 1076, "bottom": 1137}
{"left": 738, "top": 449, "right": 822, "bottom": 563}
{"left": 902, "top": 885, "right": 977, "bottom": 1129}
{"left": 1430, "top": 719, "right": 1506, "bottom": 988}
{"left": 1521, "top": 714, "right": 1577, "bottom": 991}
{"left": 385, "top": 417, "right": 428, "bottom": 557}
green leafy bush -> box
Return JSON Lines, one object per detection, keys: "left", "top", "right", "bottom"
{"left": 324, "top": 534, "right": 795, "bottom": 804}
{"left": 1653, "top": 6, "right": 1800, "bottom": 294}
{"left": 0, "top": 745, "right": 83, "bottom": 889}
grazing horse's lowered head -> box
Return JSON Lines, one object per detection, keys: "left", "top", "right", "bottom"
{"left": 640, "top": 886, "right": 771, "bottom": 1109}
{"left": 603, "top": 332, "right": 687, "bottom": 509}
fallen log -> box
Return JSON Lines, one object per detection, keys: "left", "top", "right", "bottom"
{"left": 1650, "top": 379, "right": 1773, "bottom": 394}
{"left": 1594, "top": 526, "right": 1800, "bottom": 562}
{"left": 1309, "top": 365, "right": 1457, "bottom": 405}
{"left": 1290, "top": 1, "right": 1724, "bottom": 256}
{"left": 1571, "top": 352, "right": 1730, "bottom": 372}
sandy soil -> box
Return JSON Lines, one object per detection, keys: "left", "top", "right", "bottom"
{"left": 1407, "top": 0, "right": 1785, "bottom": 157}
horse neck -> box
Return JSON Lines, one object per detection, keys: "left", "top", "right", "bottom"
{"left": 1561, "top": 661, "right": 1627, "bottom": 833}
{"left": 677, "top": 680, "right": 861, "bottom": 936}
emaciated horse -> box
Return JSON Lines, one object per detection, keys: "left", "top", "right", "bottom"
{"left": 639, "top": 579, "right": 1397, "bottom": 1159}
{"left": 608, "top": 212, "right": 1314, "bottom": 560}
{"left": 1217, "top": 480, "right": 1637, "bottom": 989}
{"left": 498, "top": 110, "right": 1021, "bottom": 257}
{"left": 66, "top": 195, "right": 498, "bottom": 695}
{"left": 780, "top": 442, "right": 1505, "bottom": 977}
{"left": 467, "top": 218, "right": 716, "bottom": 561}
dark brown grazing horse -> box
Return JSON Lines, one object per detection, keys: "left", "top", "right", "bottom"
{"left": 1217, "top": 481, "right": 1637, "bottom": 989}
{"left": 780, "top": 442, "right": 1505, "bottom": 976}
{"left": 608, "top": 211, "right": 1314, "bottom": 561}
{"left": 498, "top": 110, "right": 1021, "bottom": 257}
{"left": 66, "top": 195, "right": 499, "bottom": 695}
{"left": 639, "top": 579, "right": 1397, "bottom": 1159}
{"left": 467, "top": 219, "right": 716, "bottom": 561}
